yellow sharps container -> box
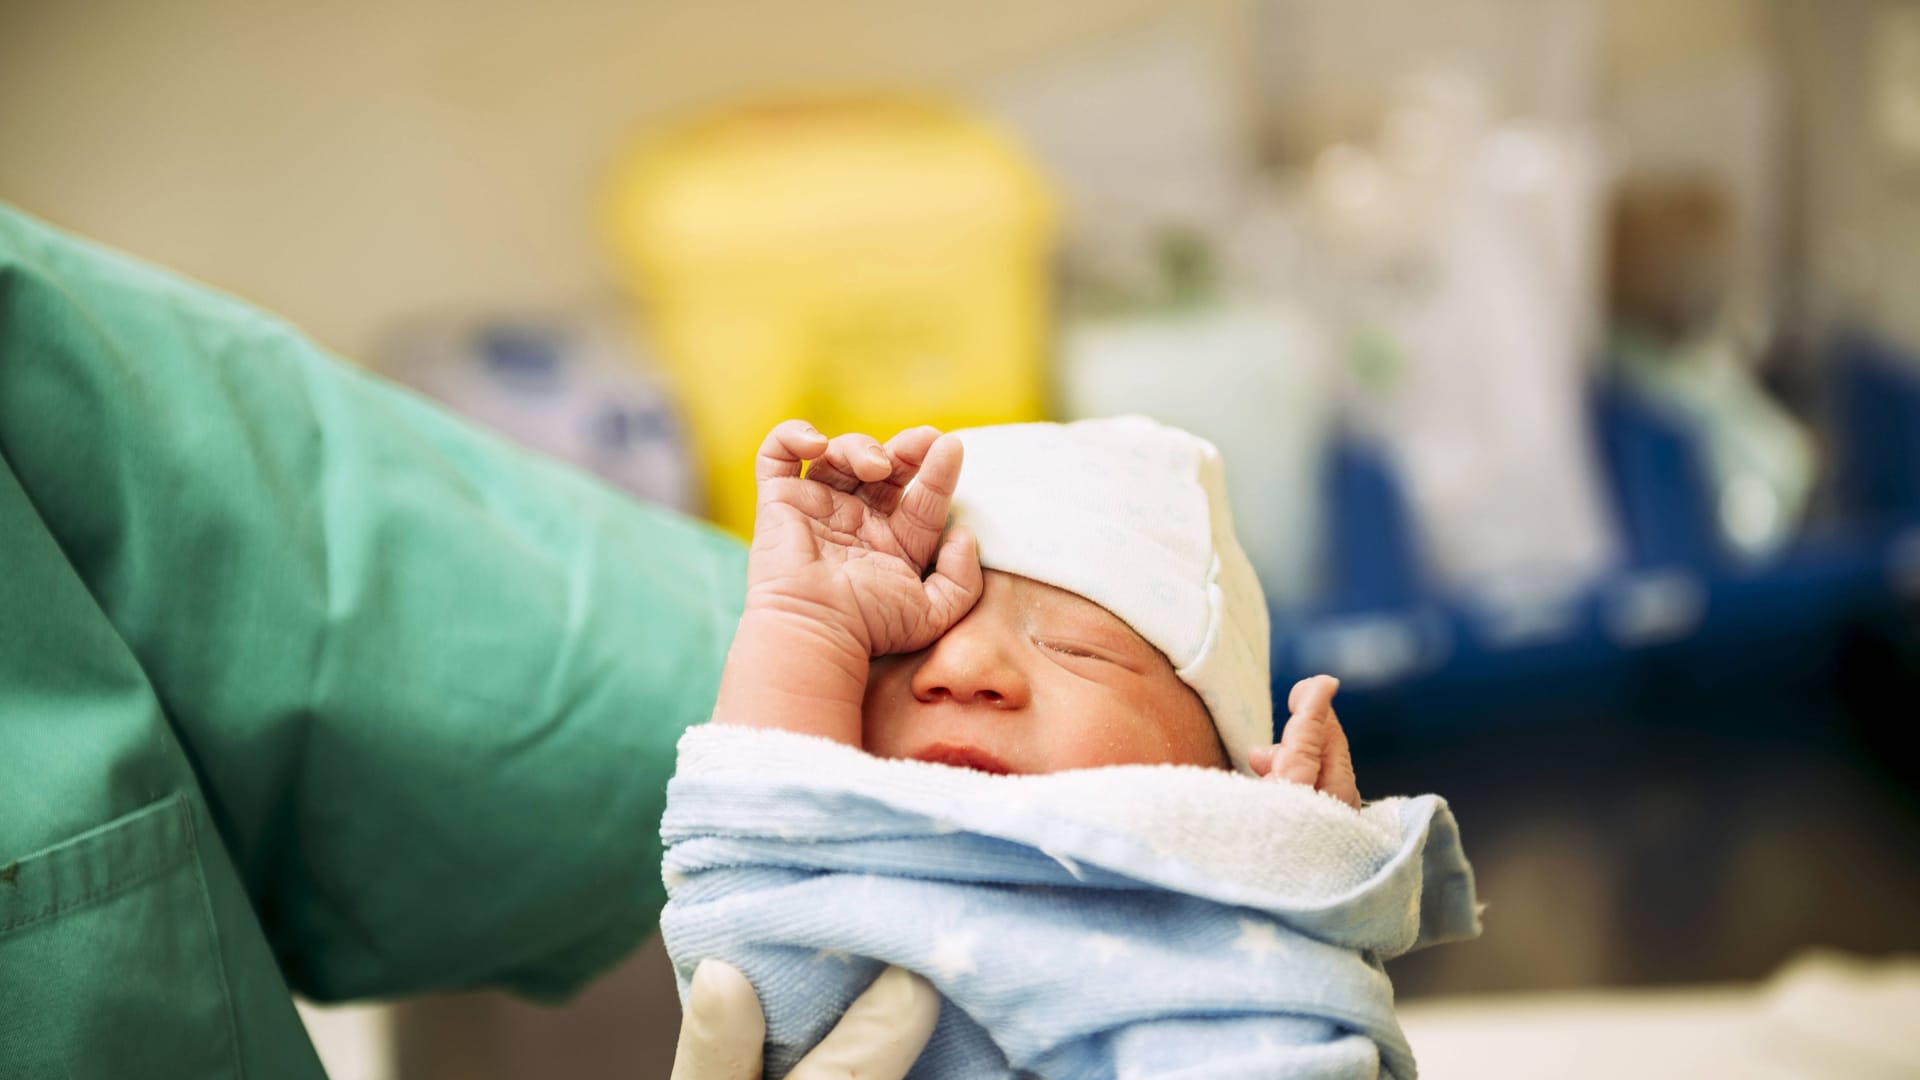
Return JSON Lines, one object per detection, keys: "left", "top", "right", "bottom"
{"left": 606, "top": 96, "right": 1056, "bottom": 537}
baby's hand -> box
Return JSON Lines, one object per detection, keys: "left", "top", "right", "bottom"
{"left": 1248, "top": 676, "right": 1361, "bottom": 808}
{"left": 746, "top": 420, "right": 983, "bottom": 662}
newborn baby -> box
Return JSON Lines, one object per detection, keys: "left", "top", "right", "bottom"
{"left": 668, "top": 416, "right": 1477, "bottom": 1080}
{"left": 710, "top": 417, "right": 1356, "bottom": 797}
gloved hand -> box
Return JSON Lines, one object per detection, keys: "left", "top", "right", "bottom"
{"left": 669, "top": 959, "right": 941, "bottom": 1080}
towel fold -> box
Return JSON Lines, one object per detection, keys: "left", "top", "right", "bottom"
{"left": 661, "top": 724, "right": 1480, "bottom": 1079}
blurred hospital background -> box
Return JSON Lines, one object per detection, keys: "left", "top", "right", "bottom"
{"left": 6, "top": 0, "right": 1919, "bottom": 1076}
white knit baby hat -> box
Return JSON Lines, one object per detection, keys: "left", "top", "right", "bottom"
{"left": 946, "top": 416, "right": 1273, "bottom": 772}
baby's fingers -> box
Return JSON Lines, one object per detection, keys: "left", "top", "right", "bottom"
{"left": 1246, "top": 745, "right": 1279, "bottom": 775}
{"left": 756, "top": 420, "right": 830, "bottom": 481}
{"left": 1268, "top": 676, "right": 1360, "bottom": 806}
{"left": 856, "top": 426, "right": 942, "bottom": 516}
{"left": 807, "top": 432, "right": 894, "bottom": 491}
{"left": 893, "top": 433, "right": 964, "bottom": 558}
{"left": 1316, "top": 711, "right": 1360, "bottom": 808}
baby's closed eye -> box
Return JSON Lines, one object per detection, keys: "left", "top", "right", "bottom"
{"left": 1033, "top": 637, "right": 1150, "bottom": 676}
{"left": 1036, "top": 638, "right": 1104, "bottom": 660}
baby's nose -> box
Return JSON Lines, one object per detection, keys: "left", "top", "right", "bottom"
{"left": 910, "top": 632, "right": 1029, "bottom": 709}
{"left": 921, "top": 684, "right": 1006, "bottom": 706}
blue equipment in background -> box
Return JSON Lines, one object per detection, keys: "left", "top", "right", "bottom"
{"left": 1272, "top": 337, "right": 1920, "bottom": 736}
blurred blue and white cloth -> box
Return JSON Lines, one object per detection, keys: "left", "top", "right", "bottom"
{"left": 661, "top": 725, "right": 1480, "bottom": 1080}
{"left": 381, "top": 316, "right": 700, "bottom": 512}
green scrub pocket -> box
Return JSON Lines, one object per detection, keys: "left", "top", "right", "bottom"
{"left": 0, "top": 793, "right": 240, "bottom": 1079}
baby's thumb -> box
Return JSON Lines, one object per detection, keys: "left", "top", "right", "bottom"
{"left": 923, "top": 526, "right": 983, "bottom": 626}
{"left": 1269, "top": 676, "right": 1339, "bottom": 787}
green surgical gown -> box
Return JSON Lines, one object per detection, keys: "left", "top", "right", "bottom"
{"left": 0, "top": 203, "right": 746, "bottom": 1077}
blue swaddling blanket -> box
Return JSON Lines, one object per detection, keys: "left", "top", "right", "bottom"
{"left": 661, "top": 725, "right": 1481, "bottom": 1079}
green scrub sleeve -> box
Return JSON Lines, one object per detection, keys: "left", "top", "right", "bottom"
{"left": 0, "top": 204, "right": 745, "bottom": 1002}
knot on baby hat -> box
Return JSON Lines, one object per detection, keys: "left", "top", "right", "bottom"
{"left": 947, "top": 417, "right": 1272, "bottom": 772}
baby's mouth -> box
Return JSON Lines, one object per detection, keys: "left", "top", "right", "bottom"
{"left": 911, "top": 743, "right": 1015, "bottom": 775}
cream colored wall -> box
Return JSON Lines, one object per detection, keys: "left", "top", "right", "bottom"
{"left": 0, "top": 0, "right": 1241, "bottom": 360}
{"left": 1, "top": 0, "right": 1772, "bottom": 364}
{"left": 1785, "top": 0, "right": 1920, "bottom": 349}
{"left": 1603, "top": 0, "right": 1768, "bottom": 82}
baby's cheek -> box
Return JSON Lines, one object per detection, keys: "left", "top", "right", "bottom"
{"left": 859, "top": 660, "right": 915, "bottom": 756}
{"left": 1153, "top": 681, "right": 1228, "bottom": 768}
{"left": 1046, "top": 687, "right": 1221, "bottom": 771}
{"left": 1034, "top": 698, "right": 1174, "bottom": 770}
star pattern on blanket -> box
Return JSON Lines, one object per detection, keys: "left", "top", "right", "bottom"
{"left": 1231, "top": 918, "right": 1284, "bottom": 963}
{"left": 1084, "top": 932, "right": 1134, "bottom": 963}
{"left": 662, "top": 724, "right": 1478, "bottom": 1080}
{"left": 929, "top": 931, "right": 979, "bottom": 980}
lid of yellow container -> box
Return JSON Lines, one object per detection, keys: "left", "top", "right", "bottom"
{"left": 607, "top": 95, "right": 1054, "bottom": 271}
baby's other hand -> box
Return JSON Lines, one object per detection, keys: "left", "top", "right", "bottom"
{"left": 746, "top": 420, "right": 983, "bottom": 660}
{"left": 1247, "top": 675, "right": 1360, "bottom": 808}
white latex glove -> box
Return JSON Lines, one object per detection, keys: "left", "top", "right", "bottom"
{"left": 670, "top": 959, "right": 940, "bottom": 1080}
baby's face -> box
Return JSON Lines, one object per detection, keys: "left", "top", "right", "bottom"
{"left": 863, "top": 570, "right": 1226, "bottom": 775}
